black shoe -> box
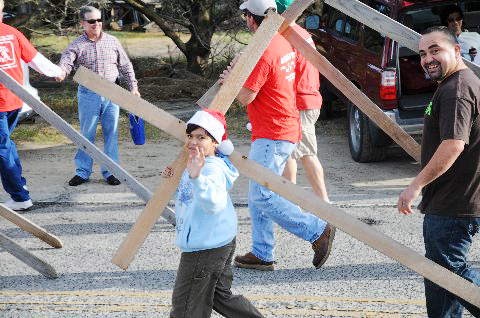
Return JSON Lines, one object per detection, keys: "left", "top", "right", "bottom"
{"left": 69, "top": 175, "right": 87, "bottom": 186}
{"left": 106, "top": 175, "right": 121, "bottom": 186}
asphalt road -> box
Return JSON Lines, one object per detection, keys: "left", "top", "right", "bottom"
{"left": 1, "top": 116, "right": 479, "bottom": 317}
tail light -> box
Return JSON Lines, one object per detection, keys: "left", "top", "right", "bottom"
{"left": 380, "top": 69, "right": 397, "bottom": 100}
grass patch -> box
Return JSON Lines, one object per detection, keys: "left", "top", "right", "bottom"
{"left": 225, "top": 102, "right": 250, "bottom": 140}
{"left": 13, "top": 122, "right": 73, "bottom": 145}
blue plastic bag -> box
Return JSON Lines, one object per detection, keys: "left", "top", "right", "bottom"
{"left": 129, "top": 113, "right": 145, "bottom": 145}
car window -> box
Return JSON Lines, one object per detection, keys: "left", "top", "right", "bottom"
{"left": 464, "top": 1, "right": 480, "bottom": 32}
{"left": 401, "top": 8, "right": 442, "bottom": 33}
{"left": 345, "top": 16, "right": 360, "bottom": 41}
{"left": 324, "top": 4, "right": 359, "bottom": 42}
{"left": 400, "top": 1, "right": 480, "bottom": 34}
{"left": 327, "top": 6, "right": 344, "bottom": 35}
{"left": 363, "top": 0, "right": 391, "bottom": 53}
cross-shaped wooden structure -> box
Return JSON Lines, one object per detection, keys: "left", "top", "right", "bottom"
{"left": 1, "top": 0, "right": 479, "bottom": 308}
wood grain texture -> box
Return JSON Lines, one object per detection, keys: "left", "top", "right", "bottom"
{"left": 282, "top": 26, "right": 421, "bottom": 162}
{"left": 324, "top": 0, "right": 480, "bottom": 78}
{"left": 0, "top": 204, "right": 63, "bottom": 248}
{"left": 228, "top": 150, "right": 480, "bottom": 308}
{"left": 208, "top": 11, "right": 284, "bottom": 114}
{"left": 74, "top": 67, "right": 186, "bottom": 141}
{"left": 111, "top": 150, "right": 188, "bottom": 269}
{"left": 0, "top": 233, "right": 58, "bottom": 279}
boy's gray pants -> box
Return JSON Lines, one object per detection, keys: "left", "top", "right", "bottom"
{"left": 170, "top": 239, "right": 264, "bottom": 318}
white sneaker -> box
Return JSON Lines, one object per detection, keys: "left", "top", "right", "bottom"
{"left": 2, "top": 198, "right": 33, "bottom": 211}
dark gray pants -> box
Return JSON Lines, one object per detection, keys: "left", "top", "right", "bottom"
{"left": 170, "top": 239, "right": 264, "bottom": 318}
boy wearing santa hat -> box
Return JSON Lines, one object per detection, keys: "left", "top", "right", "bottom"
{"left": 164, "top": 109, "right": 263, "bottom": 318}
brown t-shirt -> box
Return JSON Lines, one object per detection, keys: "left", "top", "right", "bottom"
{"left": 419, "top": 69, "right": 480, "bottom": 217}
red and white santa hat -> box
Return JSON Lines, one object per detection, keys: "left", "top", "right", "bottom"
{"left": 187, "top": 109, "right": 234, "bottom": 155}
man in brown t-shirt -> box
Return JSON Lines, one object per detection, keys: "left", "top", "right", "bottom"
{"left": 398, "top": 26, "right": 480, "bottom": 317}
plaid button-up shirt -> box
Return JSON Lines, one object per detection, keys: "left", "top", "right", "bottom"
{"left": 59, "top": 32, "right": 138, "bottom": 90}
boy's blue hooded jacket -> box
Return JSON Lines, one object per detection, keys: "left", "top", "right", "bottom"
{"left": 175, "top": 155, "right": 239, "bottom": 252}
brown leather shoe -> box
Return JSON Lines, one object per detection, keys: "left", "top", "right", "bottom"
{"left": 312, "top": 224, "right": 336, "bottom": 269}
{"left": 234, "top": 252, "right": 274, "bottom": 271}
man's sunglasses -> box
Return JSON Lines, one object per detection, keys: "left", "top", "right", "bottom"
{"left": 448, "top": 16, "right": 462, "bottom": 23}
{"left": 84, "top": 18, "right": 102, "bottom": 24}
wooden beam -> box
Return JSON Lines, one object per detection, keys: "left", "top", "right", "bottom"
{"left": 324, "top": 0, "right": 480, "bottom": 78}
{"left": 0, "top": 69, "right": 176, "bottom": 226}
{"left": 111, "top": 150, "right": 188, "bottom": 269}
{"left": 0, "top": 233, "right": 58, "bottom": 279}
{"left": 227, "top": 151, "right": 480, "bottom": 309}
{"left": 282, "top": 26, "right": 421, "bottom": 162}
{"left": 72, "top": 68, "right": 480, "bottom": 307}
{"left": 196, "top": 81, "right": 220, "bottom": 109}
{"left": 278, "top": 0, "right": 314, "bottom": 33}
{"left": 103, "top": 11, "right": 286, "bottom": 269}
{"left": 74, "top": 67, "right": 186, "bottom": 142}
{"left": 195, "top": 0, "right": 317, "bottom": 109}
{"left": 208, "top": 11, "right": 285, "bottom": 114}
{"left": 0, "top": 204, "right": 63, "bottom": 248}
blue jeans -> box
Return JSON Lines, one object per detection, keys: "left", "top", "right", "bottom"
{"left": 0, "top": 109, "right": 29, "bottom": 202}
{"left": 248, "top": 138, "right": 327, "bottom": 262}
{"left": 75, "top": 86, "right": 119, "bottom": 179}
{"left": 423, "top": 214, "right": 480, "bottom": 317}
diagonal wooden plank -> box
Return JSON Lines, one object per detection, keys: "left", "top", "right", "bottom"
{"left": 324, "top": 0, "right": 480, "bottom": 78}
{"left": 111, "top": 150, "right": 188, "bottom": 269}
{"left": 282, "top": 26, "right": 421, "bottom": 162}
{"left": 0, "top": 69, "right": 176, "bottom": 226}
{"left": 0, "top": 233, "right": 58, "bottom": 279}
{"left": 227, "top": 151, "right": 480, "bottom": 308}
{"left": 75, "top": 62, "right": 480, "bottom": 307}
{"left": 0, "top": 204, "right": 63, "bottom": 248}
{"left": 105, "top": 11, "right": 286, "bottom": 269}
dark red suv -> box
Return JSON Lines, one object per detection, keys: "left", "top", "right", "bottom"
{"left": 305, "top": 0, "right": 480, "bottom": 162}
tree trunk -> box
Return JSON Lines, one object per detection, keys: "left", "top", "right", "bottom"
{"left": 184, "top": 2, "right": 214, "bottom": 75}
{"left": 121, "top": 0, "right": 216, "bottom": 75}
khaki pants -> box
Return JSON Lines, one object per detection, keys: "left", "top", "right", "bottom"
{"left": 170, "top": 239, "right": 264, "bottom": 318}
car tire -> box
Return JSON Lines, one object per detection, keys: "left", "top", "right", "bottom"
{"left": 347, "top": 102, "right": 387, "bottom": 162}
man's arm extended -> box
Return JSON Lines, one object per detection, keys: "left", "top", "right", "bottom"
{"left": 397, "top": 139, "right": 465, "bottom": 214}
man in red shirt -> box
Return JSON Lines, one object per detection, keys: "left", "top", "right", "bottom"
{"left": 277, "top": 0, "right": 330, "bottom": 203}
{"left": 220, "top": 0, "right": 334, "bottom": 271}
{"left": 0, "top": 0, "right": 63, "bottom": 210}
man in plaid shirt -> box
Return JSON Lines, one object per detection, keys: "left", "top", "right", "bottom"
{"left": 57, "top": 6, "right": 140, "bottom": 187}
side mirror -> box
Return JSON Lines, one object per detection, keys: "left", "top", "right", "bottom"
{"left": 305, "top": 15, "right": 320, "bottom": 30}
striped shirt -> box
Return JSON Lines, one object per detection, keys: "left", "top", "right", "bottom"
{"left": 59, "top": 32, "right": 138, "bottom": 90}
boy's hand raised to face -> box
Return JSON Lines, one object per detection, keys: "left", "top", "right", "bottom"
{"left": 187, "top": 147, "right": 206, "bottom": 179}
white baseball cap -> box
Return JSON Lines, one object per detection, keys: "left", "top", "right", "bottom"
{"left": 240, "top": 0, "right": 277, "bottom": 16}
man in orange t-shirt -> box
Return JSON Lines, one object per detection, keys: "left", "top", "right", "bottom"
{"left": 0, "top": 0, "right": 62, "bottom": 210}
{"left": 220, "top": 0, "right": 332, "bottom": 271}
{"left": 277, "top": 0, "right": 330, "bottom": 204}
